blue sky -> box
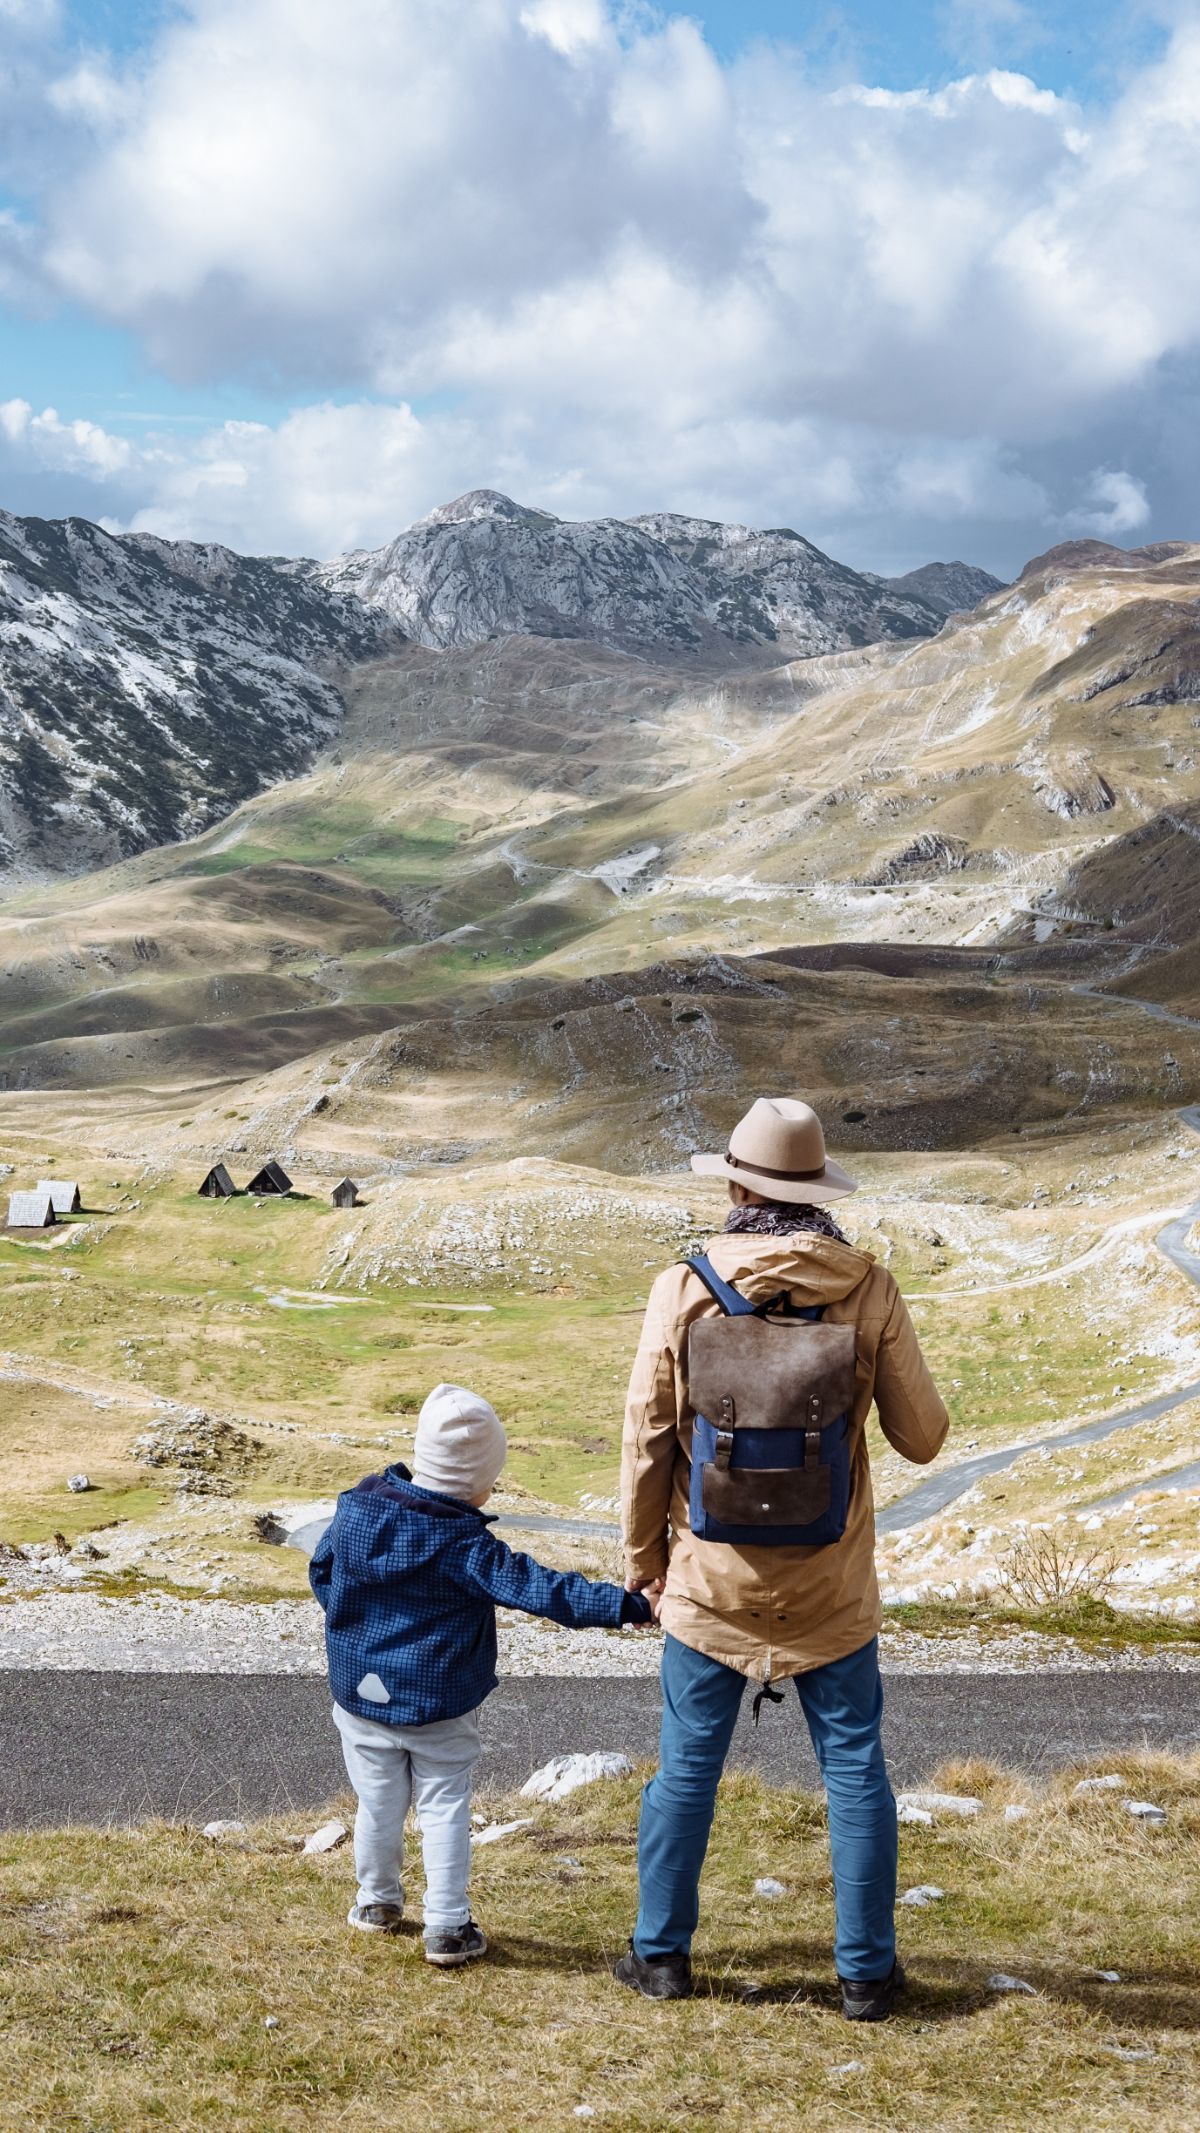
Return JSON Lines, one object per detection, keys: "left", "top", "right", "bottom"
{"left": 1, "top": 0, "right": 1198, "bottom": 571}
{"left": 693, "top": 0, "right": 1168, "bottom": 93}
{"left": 56, "top": 0, "right": 1169, "bottom": 95}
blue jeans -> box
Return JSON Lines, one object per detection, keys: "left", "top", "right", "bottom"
{"left": 634, "top": 1634, "right": 897, "bottom": 1979}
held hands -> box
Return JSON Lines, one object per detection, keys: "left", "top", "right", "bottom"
{"left": 626, "top": 1573, "right": 665, "bottom": 1623}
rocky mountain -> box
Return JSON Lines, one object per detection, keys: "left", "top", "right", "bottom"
{"left": 884, "top": 560, "right": 1007, "bottom": 616}
{"left": 318, "top": 489, "right": 948, "bottom": 657}
{"left": 0, "top": 511, "right": 400, "bottom": 886}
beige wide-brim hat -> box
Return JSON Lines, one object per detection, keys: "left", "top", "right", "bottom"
{"left": 690, "top": 1097, "right": 858, "bottom": 1205}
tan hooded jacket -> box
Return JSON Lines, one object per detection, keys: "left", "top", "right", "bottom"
{"left": 621, "top": 1230, "right": 949, "bottom": 1682}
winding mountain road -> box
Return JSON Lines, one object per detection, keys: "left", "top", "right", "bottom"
{"left": 879, "top": 1104, "right": 1200, "bottom": 1530}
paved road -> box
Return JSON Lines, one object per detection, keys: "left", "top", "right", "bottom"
{"left": 3, "top": 1669, "right": 1198, "bottom": 1828}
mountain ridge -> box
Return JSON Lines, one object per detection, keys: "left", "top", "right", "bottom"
{"left": 316, "top": 487, "right": 951, "bottom": 657}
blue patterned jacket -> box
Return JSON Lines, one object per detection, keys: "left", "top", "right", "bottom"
{"left": 310, "top": 1465, "right": 650, "bottom": 1725}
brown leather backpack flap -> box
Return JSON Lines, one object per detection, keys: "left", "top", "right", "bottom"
{"left": 688, "top": 1318, "right": 857, "bottom": 1430}
{"left": 702, "top": 1462, "right": 833, "bottom": 1526}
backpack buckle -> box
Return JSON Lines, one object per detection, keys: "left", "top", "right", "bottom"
{"left": 714, "top": 1429, "right": 735, "bottom": 1471}
{"left": 804, "top": 1430, "right": 822, "bottom": 1470}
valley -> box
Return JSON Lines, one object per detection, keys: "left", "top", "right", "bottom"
{"left": 2, "top": 498, "right": 1199, "bottom": 1650}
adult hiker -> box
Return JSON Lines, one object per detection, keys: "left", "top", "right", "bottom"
{"left": 614, "top": 1096, "right": 948, "bottom": 2018}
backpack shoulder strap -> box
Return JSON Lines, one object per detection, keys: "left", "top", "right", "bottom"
{"left": 685, "top": 1257, "right": 831, "bottom": 1323}
{"left": 683, "top": 1254, "right": 756, "bottom": 1316}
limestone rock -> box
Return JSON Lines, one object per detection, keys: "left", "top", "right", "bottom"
{"left": 303, "top": 1819, "right": 349, "bottom": 1854}
{"left": 520, "top": 1751, "right": 633, "bottom": 1802}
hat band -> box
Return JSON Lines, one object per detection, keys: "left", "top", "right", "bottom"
{"left": 726, "top": 1150, "right": 827, "bottom": 1183}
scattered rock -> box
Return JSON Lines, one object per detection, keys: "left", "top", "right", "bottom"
{"left": 900, "top": 1885, "right": 945, "bottom": 1908}
{"left": 897, "top": 1803, "right": 934, "bottom": 1826}
{"left": 1101, "top": 2045, "right": 1155, "bottom": 2062}
{"left": 753, "top": 1878, "right": 787, "bottom": 1900}
{"left": 897, "top": 1790, "right": 981, "bottom": 1820}
{"left": 129, "top": 1412, "right": 262, "bottom": 1497}
{"left": 72, "top": 1539, "right": 107, "bottom": 1560}
{"left": 520, "top": 1751, "right": 633, "bottom": 1802}
{"left": 1083, "top": 1968, "right": 1121, "bottom": 1983}
{"left": 471, "top": 1818, "right": 534, "bottom": 1848}
{"left": 1004, "top": 1804, "right": 1030, "bottom": 1823}
{"left": 1073, "top": 1774, "right": 1124, "bottom": 1796}
{"left": 202, "top": 1819, "right": 248, "bottom": 1841}
{"left": 1124, "top": 1799, "right": 1167, "bottom": 1824}
{"left": 986, "top": 1972, "right": 1037, "bottom": 1996}
{"left": 0, "top": 1540, "right": 28, "bottom": 1565}
{"left": 829, "top": 2061, "right": 865, "bottom": 2075}
{"left": 303, "top": 1819, "right": 349, "bottom": 1854}
{"left": 573, "top": 2109, "right": 596, "bottom": 2121}
{"left": 66, "top": 1474, "right": 93, "bottom": 1494}
{"left": 264, "top": 2016, "right": 280, "bottom": 2031}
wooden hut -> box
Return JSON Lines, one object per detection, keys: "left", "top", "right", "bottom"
{"left": 198, "top": 1163, "right": 237, "bottom": 1199}
{"left": 332, "top": 1178, "right": 360, "bottom": 1208}
{"left": 38, "top": 1179, "right": 82, "bottom": 1214}
{"left": 247, "top": 1160, "right": 293, "bottom": 1196}
{"left": 7, "top": 1190, "right": 57, "bottom": 1229}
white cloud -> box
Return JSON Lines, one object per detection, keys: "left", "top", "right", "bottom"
{"left": 519, "top": 0, "right": 607, "bottom": 56}
{"left": 1061, "top": 468, "right": 1151, "bottom": 536}
{"left": 0, "top": 397, "right": 133, "bottom": 477}
{"left": 4, "top": 0, "right": 1200, "bottom": 566}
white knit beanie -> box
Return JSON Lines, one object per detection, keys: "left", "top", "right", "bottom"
{"left": 412, "top": 1382, "right": 507, "bottom": 1502}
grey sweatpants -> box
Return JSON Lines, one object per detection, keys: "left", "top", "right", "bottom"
{"left": 333, "top": 1702, "right": 482, "bottom": 1931}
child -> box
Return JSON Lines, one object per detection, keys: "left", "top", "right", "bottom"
{"left": 310, "top": 1381, "right": 653, "bottom": 1966}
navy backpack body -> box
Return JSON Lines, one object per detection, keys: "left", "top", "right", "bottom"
{"left": 685, "top": 1254, "right": 857, "bottom": 1548}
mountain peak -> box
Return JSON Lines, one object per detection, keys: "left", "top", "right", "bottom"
{"left": 320, "top": 494, "right": 949, "bottom": 656}
{"left": 417, "top": 489, "right": 560, "bottom": 532}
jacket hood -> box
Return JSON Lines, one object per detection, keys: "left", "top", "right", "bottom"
{"left": 698, "top": 1229, "right": 877, "bottom": 1307}
{"left": 335, "top": 1465, "right": 493, "bottom": 1585}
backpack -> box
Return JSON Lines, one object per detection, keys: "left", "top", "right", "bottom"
{"left": 684, "top": 1254, "right": 857, "bottom": 1548}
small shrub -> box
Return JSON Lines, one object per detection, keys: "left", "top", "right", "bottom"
{"left": 1002, "top": 1527, "right": 1123, "bottom": 1610}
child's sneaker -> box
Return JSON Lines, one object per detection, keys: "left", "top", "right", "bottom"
{"left": 423, "top": 1919, "right": 488, "bottom": 1967}
{"left": 348, "top": 1902, "right": 405, "bottom": 1934}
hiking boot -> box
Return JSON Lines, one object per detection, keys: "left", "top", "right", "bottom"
{"left": 612, "top": 1940, "right": 693, "bottom": 2000}
{"left": 347, "top": 1902, "right": 405, "bottom": 1934}
{"left": 423, "top": 1919, "right": 488, "bottom": 1968}
{"left": 839, "top": 1959, "right": 906, "bottom": 2022}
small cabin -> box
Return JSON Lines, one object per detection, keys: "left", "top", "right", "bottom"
{"left": 7, "top": 1191, "right": 57, "bottom": 1230}
{"left": 37, "top": 1179, "right": 81, "bottom": 1214}
{"left": 198, "top": 1163, "right": 237, "bottom": 1199}
{"left": 247, "top": 1160, "right": 293, "bottom": 1196}
{"left": 332, "top": 1178, "right": 360, "bottom": 1209}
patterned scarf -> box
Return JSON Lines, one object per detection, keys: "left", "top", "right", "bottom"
{"left": 722, "top": 1199, "right": 848, "bottom": 1243}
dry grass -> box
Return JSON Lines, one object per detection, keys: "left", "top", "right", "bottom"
{"left": 2, "top": 1760, "right": 1199, "bottom": 2132}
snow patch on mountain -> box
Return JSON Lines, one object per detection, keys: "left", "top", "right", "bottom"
{"left": 0, "top": 512, "right": 400, "bottom": 887}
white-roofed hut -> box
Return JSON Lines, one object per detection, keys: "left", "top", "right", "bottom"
{"left": 7, "top": 1191, "right": 57, "bottom": 1230}
{"left": 38, "top": 1179, "right": 81, "bottom": 1214}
